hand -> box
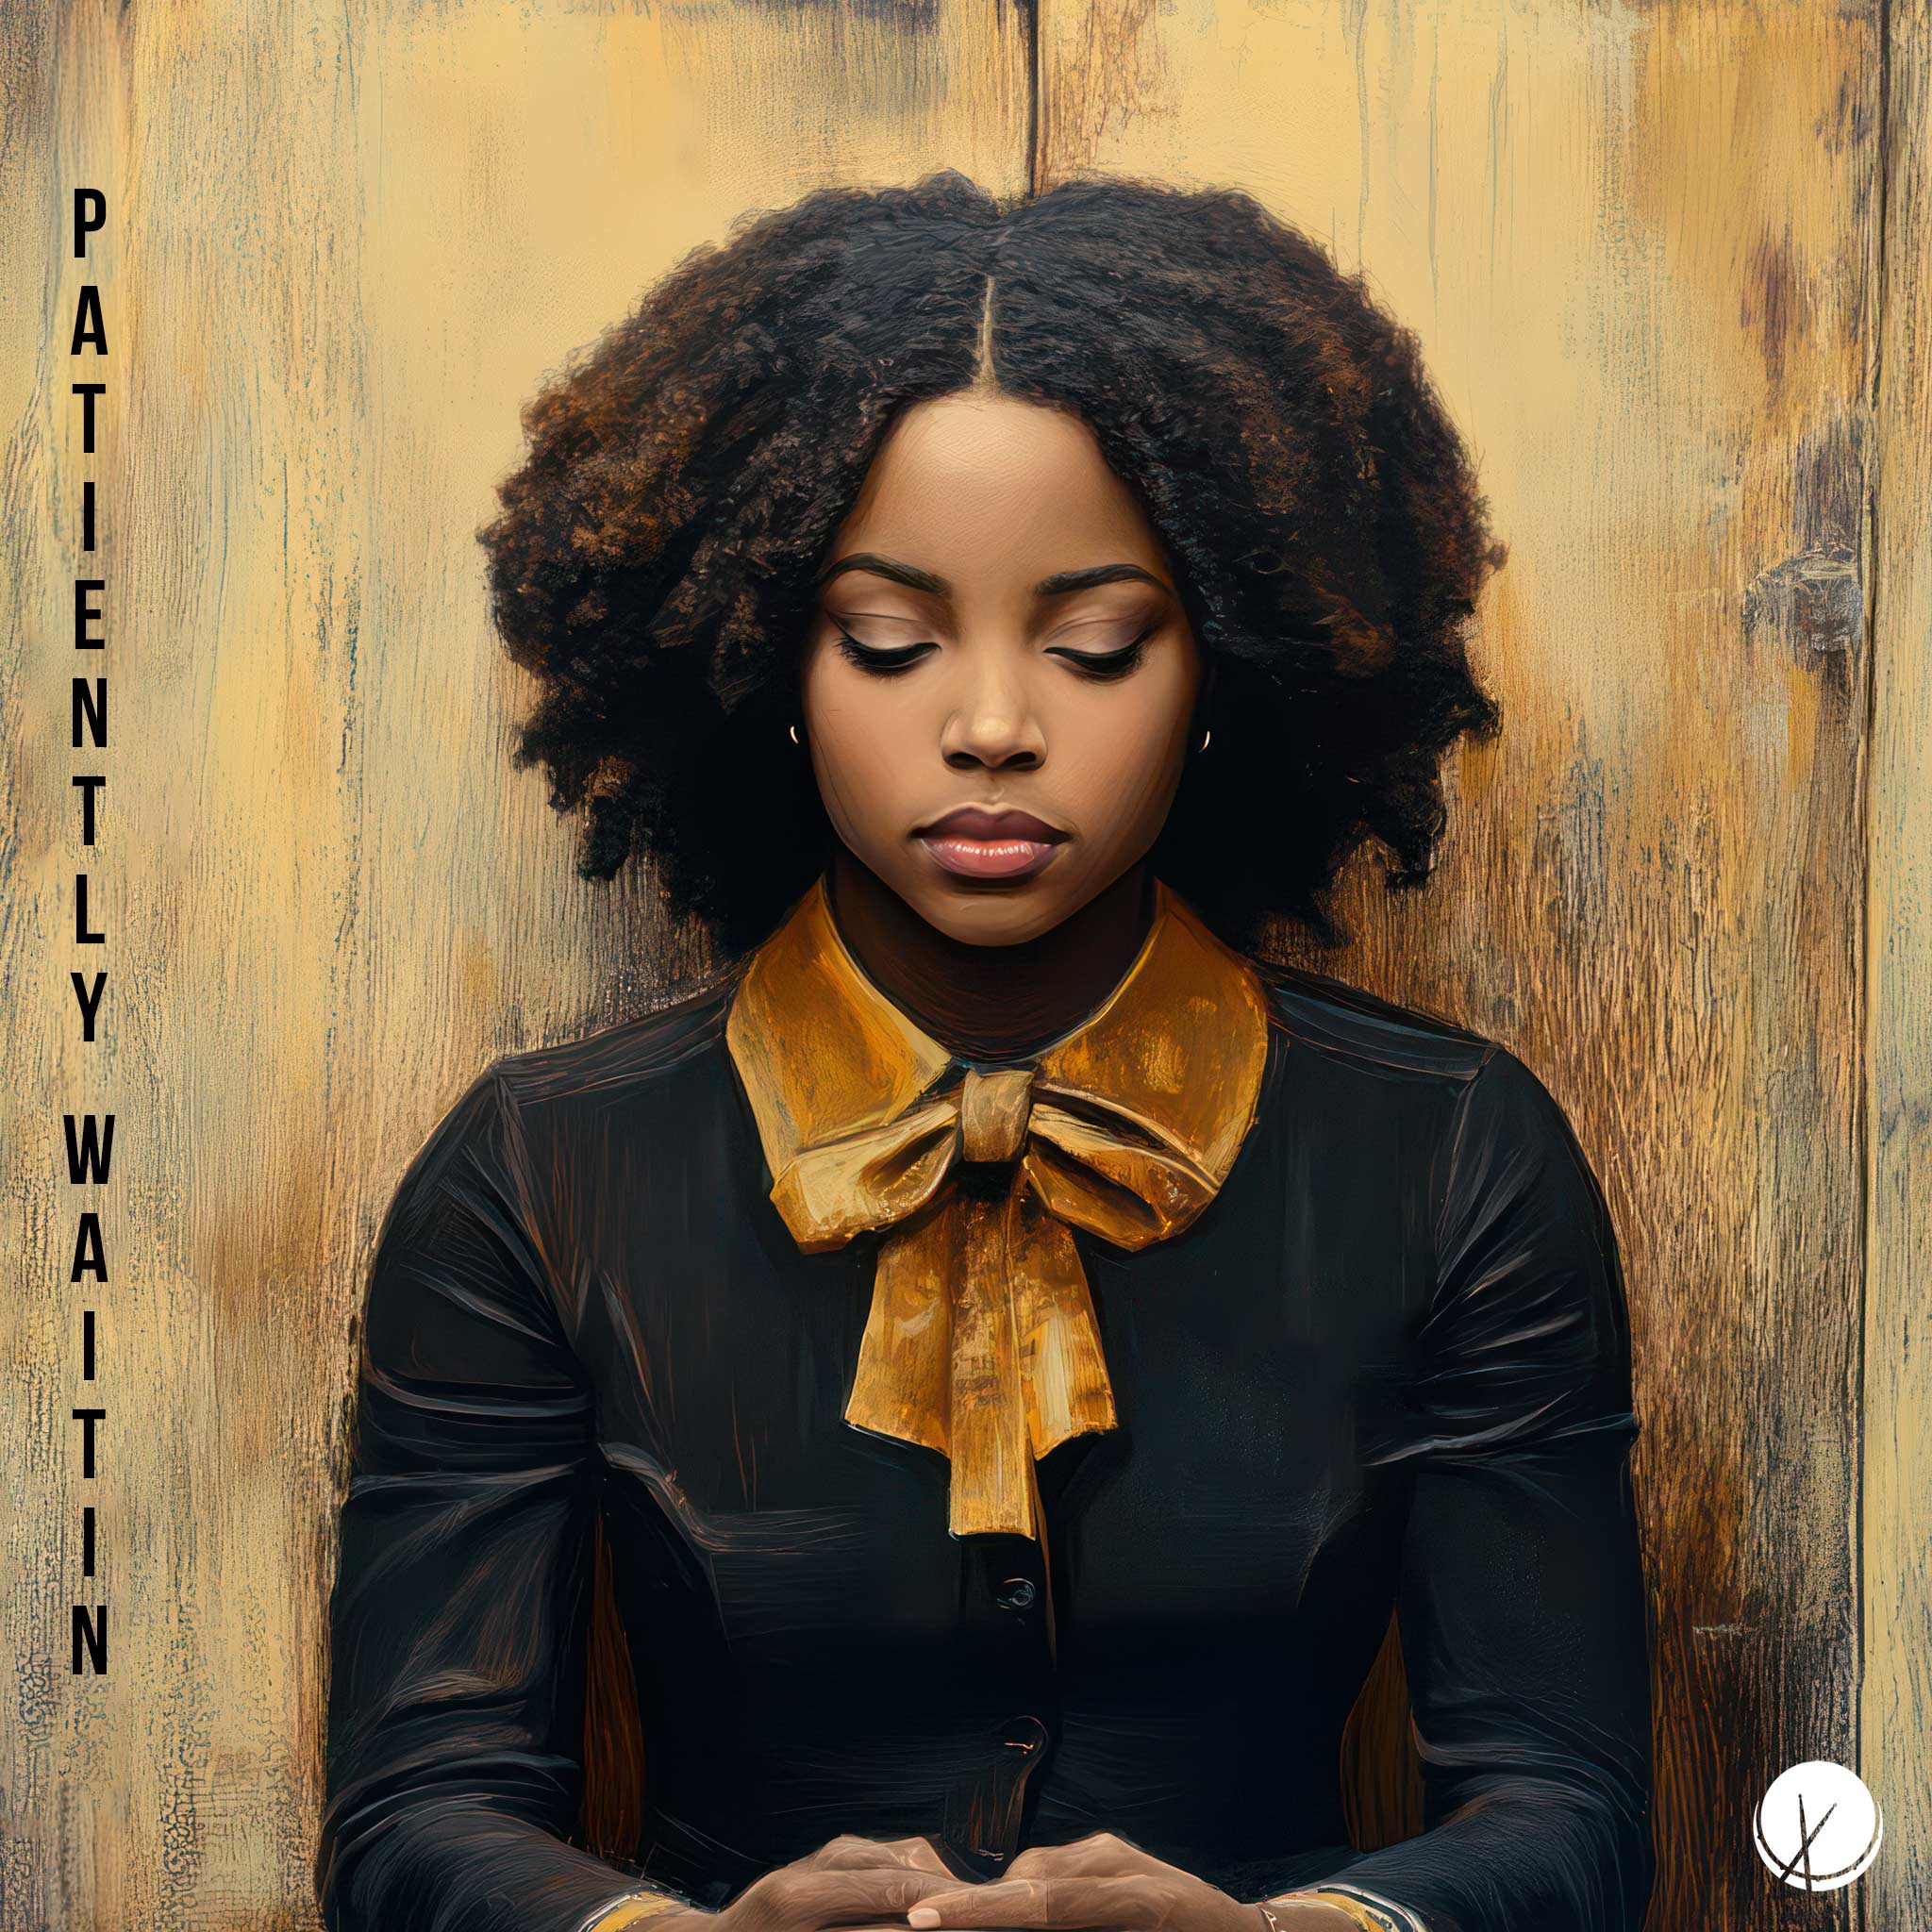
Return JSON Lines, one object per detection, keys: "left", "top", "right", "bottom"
{"left": 901, "top": 1833, "right": 1363, "bottom": 1932}
{"left": 657, "top": 1835, "right": 958, "bottom": 1932}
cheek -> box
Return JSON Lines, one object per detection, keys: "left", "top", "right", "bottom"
{"left": 800, "top": 659, "right": 915, "bottom": 833}
{"left": 1051, "top": 675, "right": 1195, "bottom": 835}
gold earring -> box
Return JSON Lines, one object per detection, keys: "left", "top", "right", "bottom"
{"left": 1197, "top": 726, "right": 1211, "bottom": 753}
{"left": 789, "top": 723, "right": 802, "bottom": 745}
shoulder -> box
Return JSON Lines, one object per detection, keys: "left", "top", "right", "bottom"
{"left": 1248, "top": 958, "right": 1592, "bottom": 1180}
{"left": 481, "top": 970, "right": 744, "bottom": 1117}
{"left": 1251, "top": 955, "right": 1499, "bottom": 1091}
{"left": 1254, "top": 957, "right": 1593, "bottom": 1167}
{"left": 379, "top": 973, "right": 743, "bottom": 1219}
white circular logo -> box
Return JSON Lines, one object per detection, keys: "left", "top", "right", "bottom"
{"left": 1753, "top": 1761, "right": 1882, "bottom": 1890}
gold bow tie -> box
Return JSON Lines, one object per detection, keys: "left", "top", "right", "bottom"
{"left": 725, "top": 874, "right": 1271, "bottom": 1539}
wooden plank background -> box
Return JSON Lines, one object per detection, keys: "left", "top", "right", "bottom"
{"left": 0, "top": 2, "right": 1921, "bottom": 1926}
{"left": 1031, "top": 8, "right": 1889, "bottom": 1930}
{"left": 1866, "top": 0, "right": 1932, "bottom": 1926}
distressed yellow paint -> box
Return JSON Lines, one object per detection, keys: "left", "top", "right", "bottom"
{"left": 0, "top": 3, "right": 1024, "bottom": 1926}
{"left": 1865, "top": 3, "right": 1932, "bottom": 1927}
{"left": 3, "top": 0, "right": 1925, "bottom": 1926}
{"left": 1038, "top": 2, "right": 1878, "bottom": 1924}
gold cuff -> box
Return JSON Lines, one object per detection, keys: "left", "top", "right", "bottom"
{"left": 1268, "top": 1890, "right": 1398, "bottom": 1932}
{"left": 586, "top": 1894, "right": 690, "bottom": 1932}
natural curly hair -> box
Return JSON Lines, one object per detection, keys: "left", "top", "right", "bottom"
{"left": 477, "top": 169, "right": 1507, "bottom": 953}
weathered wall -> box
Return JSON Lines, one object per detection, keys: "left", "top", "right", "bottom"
{"left": 1, "top": 3, "right": 1922, "bottom": 1926}
{"left": 1030, "top": 8, "right": 1895, "bottom": 1927}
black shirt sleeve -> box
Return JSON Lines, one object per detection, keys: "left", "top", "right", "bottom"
{"left": 316, "top": 1067, "right": 648, "bottom": 1932}
{"left": 1312, "top": 1044, "right": 1657, "bottom": 1932}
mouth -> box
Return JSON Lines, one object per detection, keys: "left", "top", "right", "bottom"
{"left": 914, "top": 806, "right": 1071, "bottom": 883}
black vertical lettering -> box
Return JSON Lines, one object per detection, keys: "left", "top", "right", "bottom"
{"left": 72, "top": 1408, "right": 105, "bottom": 1477}
{"left": 66, "top": 182, "right": 115, "bottom": 1693}
{"left": 74, "top": 579, "right": 105, "bottom": 650}
{"left": 71, "top": 287, "right": 108, "bottom": 357}
{"left": 71, "top": 972, "right": 106, "bottom": 1041}
{"left": 70, "top": 1214, "right": 106, "bottom": 1285}
{"left": 73, "top": 384, "right": 105, "bottom": 454}
{"left": 72, "top": 774, "right": 105, "bottom": 845}
{"left": 71, "top": 1606, "right": 107, "bottom": 1676}
{"left": 73, "top": 676, "right": 107, "bottom": 748}
{"left": 75, "top": 874, "right": 104, "bottom": 944}
{"left": 73, "top": 189, "right": 106, "bottom": 257}
{"left": 63, "top": 1114, "right": 115, "bottom": 1185}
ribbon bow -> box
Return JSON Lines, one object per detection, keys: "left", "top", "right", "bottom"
{"left": 725, "top": 875, "right": 1270, "bottom": 1539}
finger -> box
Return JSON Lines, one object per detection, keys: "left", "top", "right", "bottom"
{"left": 907, "top": 1875, "right": 1147, "bottom": 1929}
{"left": 1005, "top": 1845, "right": 1100, "bottom": 1881}
{"left": 878, "top": 1837, "right": 952, "bottom": 1875}
{"left": 1069, "top": 1832, "right": 1154, "bottom": 1869}
{"left": 795, "top": 1868, "right": 960, "bottom": 1924}
{"left": 814, "top": 1836, "right": 888, "bottom": 1871}
{"left": 1008, "top": 1835, "right": 1150, "bottom": 1880}
{"left": 823, "top": 1916, "right": 950, "bottom": 1932}
{"left": 1004, "top": 1848, "right": 1058, "bottom": 1880}
{"left": 813, "top": 1836, "right": 946, "bottom": 1874}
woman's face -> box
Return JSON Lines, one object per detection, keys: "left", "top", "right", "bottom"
{"left": 801, "top": 391, "right": 1203, "bottom": 948}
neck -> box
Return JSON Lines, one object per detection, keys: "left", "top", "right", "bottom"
{"left": 824, "top": 847, "right": 1159, "bottom": 1062}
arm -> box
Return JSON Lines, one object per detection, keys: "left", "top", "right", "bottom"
{"left": 316, "top": 1066, "right": 684, "bottom": 1932}
{"left": 1283, "top": 1044, "right": 1657, "bottom": 1932}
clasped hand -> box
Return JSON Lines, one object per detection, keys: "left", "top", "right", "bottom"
{"left": 667, "top": 1830, "right": 1362, "bottom": 1932}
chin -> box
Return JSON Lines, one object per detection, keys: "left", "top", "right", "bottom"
{"left": 914, "top": 884, "right": 1074, "bottom": 948}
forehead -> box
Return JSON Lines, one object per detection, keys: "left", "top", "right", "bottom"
{"left": 830, "top": 391, "right": 1169, "bottom": 588}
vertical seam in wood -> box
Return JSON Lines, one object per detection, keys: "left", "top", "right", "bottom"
{"left": 1856, "top": 8, "right": 1897, "bottom": 1925}
{"left": 1016, "top": 0, "right": 1042, "bottom": 195}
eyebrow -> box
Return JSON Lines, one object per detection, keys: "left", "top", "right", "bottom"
{"left": 817, "top": 553, "right": 1174, "bottom": 599}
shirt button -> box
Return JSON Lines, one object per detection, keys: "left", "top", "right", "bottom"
{"left": 994, "top": 1577, "right": 1038, "bottom": 1610}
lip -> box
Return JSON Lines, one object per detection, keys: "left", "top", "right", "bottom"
{"left": 915, "top": 807, "right": 1070, "bottom": 883}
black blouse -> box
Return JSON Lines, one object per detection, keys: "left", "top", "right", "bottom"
{"left": 316, "top": 955, "right": 1656, "bottom": 1932}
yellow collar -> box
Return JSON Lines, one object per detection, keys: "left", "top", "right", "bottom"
{"left": 725, "top": 873, "right": 1271, "bottom": 1538}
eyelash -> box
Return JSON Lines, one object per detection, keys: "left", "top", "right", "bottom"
{"left": 833, "top": 626, "right": 1156, "bottom": 682}
{"left": 833, "top": 636, "right": 933, "bottom": 677}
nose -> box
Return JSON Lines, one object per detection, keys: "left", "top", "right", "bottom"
{"left": 939, "top": 654, "right": 1045, "bottom": 772}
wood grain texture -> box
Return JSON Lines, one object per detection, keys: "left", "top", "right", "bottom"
{"left": 1036, "top": 1, "right": 1881, "bottom": 1924}
{"left": 0, "top": 4, "right": 1026, "bottom": 1926}
{"left": 3, "top": 1, "right": 1923, "bottom": 1927}
{"left": 1865, "top": 0, "right": 1932, "bottom": 1922}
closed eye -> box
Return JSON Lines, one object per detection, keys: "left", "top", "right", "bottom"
{"left": 1044, "top": 627, "right": 1155, "bottom": 680}
{"left": 834, "top": 631, "right": 939, "bottom": 676}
